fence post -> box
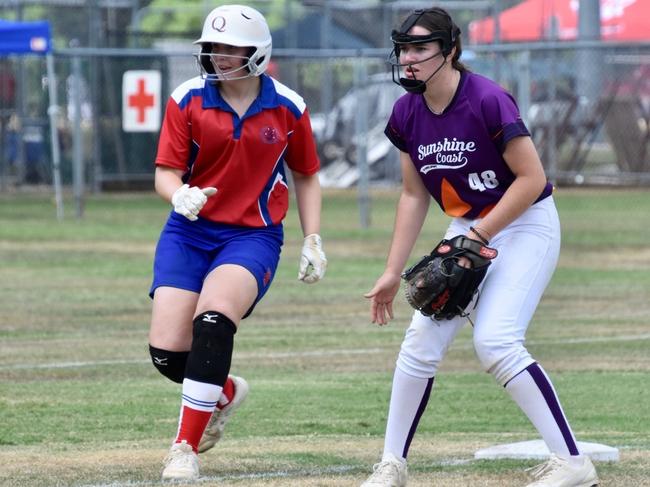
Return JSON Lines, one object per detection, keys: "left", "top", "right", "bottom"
{"left": 46, "top": 53, "right": 64, "bottom": 221}
{"left": 354, "top": 59, "right": 370, "bottom": 229}
{"left": 72, "top": 55, "right": 85, "bottom": 218}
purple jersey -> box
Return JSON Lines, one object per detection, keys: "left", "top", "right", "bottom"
{"left": 385, "top": 71, "right": 552, "bottom": 219}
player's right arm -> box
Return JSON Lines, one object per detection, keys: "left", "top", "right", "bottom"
{"left": 364, "top": 150, "right": 431, "bottom": 325}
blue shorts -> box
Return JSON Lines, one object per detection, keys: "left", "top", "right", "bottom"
{"left": 150, "top": 211, "right": 284, "bottom": 317}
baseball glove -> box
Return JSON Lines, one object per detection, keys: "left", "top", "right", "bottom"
{"left": 402, "top": 235, "right": 498, "bottom": 320}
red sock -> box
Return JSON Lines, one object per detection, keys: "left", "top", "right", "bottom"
{"left": 175, "top": 405, "right": 212, "bottom": 452}
{"left": 217, "top": 376, "right": 235, "bottom": 410}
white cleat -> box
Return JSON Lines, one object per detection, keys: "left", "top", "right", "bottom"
{"left": 161, "top": 440, "right": 199, "bottom": 482}
{"left": 360, "top": 453, "right": 408, "bottom": 487}
{"left": 525, "top": 454, "right": 599, "bottom": 487}
{"left": 198, "top": 375, "right": 249, "bottom": 453}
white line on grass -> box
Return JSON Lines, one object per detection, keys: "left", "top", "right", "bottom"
{"left": 0, "top": 348, "right": 388, "bottom": 370}
{"left": 2, "top": 334, "right": 649, "bottom": 371}
{"left": 80, "top": 459, "right": 472, "bottom": 487}
{"left": 82, "top": 465, "right": 357, "bottom": 487}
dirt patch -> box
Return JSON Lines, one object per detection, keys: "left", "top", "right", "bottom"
{"left": 0, "top": 436, "right": 646, "bottom": 486}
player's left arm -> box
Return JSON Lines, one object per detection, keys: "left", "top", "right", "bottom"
{"left": 292, "top": 171, "right": 327, "bottom": 283}
{"left": 467, "top": 135, "right": 547, "bottom": 242}
{"left": 292, "top": 171, "right": 321, "bottom": 237}
{"left": 285, "top": 106, "right": 326, "bottom": 283}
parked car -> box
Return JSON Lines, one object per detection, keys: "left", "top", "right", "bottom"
{"left": 311, "top": 73, "right": 405, "bottom": 187}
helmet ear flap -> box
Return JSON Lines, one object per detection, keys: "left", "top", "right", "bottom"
{"left": 246, "top": 46, "right": 270, "bottom": 76}
{"left": 442, "top": 26, "right": 460, "bottom": 57}
{"left": 200, "top": 44, "right": 215, "bottom": 74}
{"left": 245, "top": 47, "right": 257, "bottom": 74}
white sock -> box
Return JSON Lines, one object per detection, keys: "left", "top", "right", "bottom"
{"left": 383, "top": 367, "right": 434, "bottom": 461}
{"left": 505, "top": 363, "right": 580, "bottom": 457}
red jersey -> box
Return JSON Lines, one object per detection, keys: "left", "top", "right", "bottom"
{"left": 155, "top": 74, "right": 320, "bottom": 227}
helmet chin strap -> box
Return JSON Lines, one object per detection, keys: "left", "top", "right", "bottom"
{"left": 399, "top": 55, "right": 447, "bottom": 94}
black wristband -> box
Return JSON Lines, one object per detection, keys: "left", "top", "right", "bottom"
{"left": 469, "top": 226, "right": 489, "bottom": 245}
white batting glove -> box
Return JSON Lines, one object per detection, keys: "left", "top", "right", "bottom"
{"left": 298, "top": 233, "right": 327, "bottom": 284}
{"left": 171, "top": 184, "right": 217, "bottom": 221}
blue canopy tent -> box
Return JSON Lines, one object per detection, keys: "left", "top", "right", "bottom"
{"left": 0, "top": 19, "right": 51, "bottom": 54}
{"left": 0, "top": 19, "right": 63, "bottom": 219}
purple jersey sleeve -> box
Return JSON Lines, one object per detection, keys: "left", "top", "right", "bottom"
{"left": 480, "top": 91, "right": 530, "bottom": 153}
{"left": 385, "top": 107, "right": 408, "bottom": 152}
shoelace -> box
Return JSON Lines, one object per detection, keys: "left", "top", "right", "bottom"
{"left": 525, "top": 455, "right": 566, "bottom": 480}
{"left": 163, "top": 445, "right": 196, "bottom": 468}
{"left": 370, "top": 460, "right": 401, "bottom": 481}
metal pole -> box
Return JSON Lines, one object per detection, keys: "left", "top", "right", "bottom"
{"left": 577, "top": 0, "right": 601, "bottom": 105}
{"left": 321, "top": 2, "right": 333, "bottom": 114}
{"left": 285, "top": 0, "right": 298, "bottom": 89}
{"left": 89, "top": 0, "right": 102, "bottom": 193}
{"left": 354, "top": 60, "right": 370, "bottom": 229}
{"left": 72, "top": 55, "right": 84, "bottom": 218}
{"left": 547, "top": 17, "right": 559, "bottom": 184}
{"left": 493, "top": 0, "right": 502, "bottom": 83}
{"left": 16, "top": 2, "right": 26, "bottom": 185}
{"left": 517, "top": 50, "right": 531, "bottom": 127}
{"left": 46, "top": 53, "right": 64, "bottom": 221}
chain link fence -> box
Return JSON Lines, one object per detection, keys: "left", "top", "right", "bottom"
{"left": 1, "top": 3, "right": 648, "bottom": 191}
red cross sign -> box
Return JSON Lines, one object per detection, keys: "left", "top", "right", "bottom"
{"left": 122, "top": 70, "right": 161, "bottom": 132}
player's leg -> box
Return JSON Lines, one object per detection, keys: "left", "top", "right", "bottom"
{"left": 198, "top": 374, "right": 249, "bottom": 453}
{"left": 149, "top": 287, "right": 248, "bottom": 418}
{"left": 472, "top": 197, "right": 598, "bottom": 486}
{"left": 149, "top": 287, "right": 197, "bottom": 382}
{"left": 149, "top": 217, "right": 258, "bottom": 480}
{"left": 173, "top": 264, "right": 257, "bottom": 450}
{"left": 149, "top": 212, "right": 211, "bottom": 385}
{"left": 149, "top": 287, "right": 201, "bottom": 481}
{"left": 162, "top": 264, "right": 257, "bottom": 481}
{"left": 184, "top": 264, "right": 258, "bottom": 453}
{"left": 361, "top": 311, "right": 465, "bottom": 487}
{"left": 187, "top": 225, "right": 282, "bottom": 459}
{"left": 149, "top": 287, "right": 247, "bottom": 477}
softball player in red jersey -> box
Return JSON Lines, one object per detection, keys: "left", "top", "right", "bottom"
{"left": 147, "top": 5, "right": 326, "bottom": 481}
{"left": 361, "top": 8, "right": 598, "bottom": 487}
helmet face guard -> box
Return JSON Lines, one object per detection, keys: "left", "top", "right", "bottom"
{"left": 195, "top": 48, "right": 260, "bottom": 81}
{"left": 388, "top": 9, "right": 458, "bottom": 93}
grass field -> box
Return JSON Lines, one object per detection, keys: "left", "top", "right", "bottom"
{"left": 1, "top": 187, "right": 649, "bottom": 487}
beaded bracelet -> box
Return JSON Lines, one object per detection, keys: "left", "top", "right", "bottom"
{"left": 469, "top": 226, "right": 490, "bottom": 245}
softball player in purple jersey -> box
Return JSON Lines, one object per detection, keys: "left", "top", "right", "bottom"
{"left": 361, "top": 8, "right": 598, "bottom": 487}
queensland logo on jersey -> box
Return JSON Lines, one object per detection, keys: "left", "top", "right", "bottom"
{"left": 418, "top": 137, "right": 476, "bottom": 173}
{"left": 261, "top": 126, "right": 279, "bottom": 144}
{"left": 212, "top": 16, "right": 226, "bottom": 32}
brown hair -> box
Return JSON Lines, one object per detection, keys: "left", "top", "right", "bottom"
{"left": 404, "top": 7, "right": 468, "bottom": 72}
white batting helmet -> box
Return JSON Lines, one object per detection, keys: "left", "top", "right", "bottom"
{"left": 194, "top": 4, "right": 272, "bottom": 79}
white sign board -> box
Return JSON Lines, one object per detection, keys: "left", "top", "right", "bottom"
{"left": 122, "top": 70, "right": 161, "bottom": 132}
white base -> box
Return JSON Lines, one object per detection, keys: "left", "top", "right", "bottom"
{"left": 474, "top": 439, "right": 619, "bottom": 462}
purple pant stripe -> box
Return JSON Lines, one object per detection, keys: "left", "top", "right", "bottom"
{"left": 402, "top": 377, "right": 434, "bottom": 459}
{"left": 526, "top": 363, "right": 580, "bottom": 456}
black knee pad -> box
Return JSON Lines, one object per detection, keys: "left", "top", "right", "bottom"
{"left": 149, "top": 345, "right": 189, "bottom": 384}
{"left": 186, "top": 311, "right": 237, "bottom": 386}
